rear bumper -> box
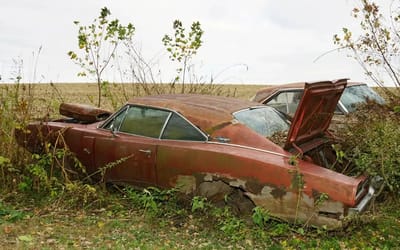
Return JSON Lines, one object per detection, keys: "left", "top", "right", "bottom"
{"left": 348, "top": 185, "right": 375, "bottom": 214}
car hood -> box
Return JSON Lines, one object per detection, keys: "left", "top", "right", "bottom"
{"left": 284, "top": 79, "right": 347, "bottom": 152}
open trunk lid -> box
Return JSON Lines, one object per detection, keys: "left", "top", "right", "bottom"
{"left": 284, "top": 79, "right": 347, "bottom": 153}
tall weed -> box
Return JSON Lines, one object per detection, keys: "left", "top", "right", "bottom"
{"left": 0, "top": 82, "right": 70, "bottom": 194}
{"left": 0, "top": 83, "right": 35, "bottom": 191}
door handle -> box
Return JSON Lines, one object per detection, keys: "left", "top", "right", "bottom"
{"left": 139, "top": 149, "right": 152, "bottom": 154}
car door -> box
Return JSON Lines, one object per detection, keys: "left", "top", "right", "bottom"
{"left": 155, "top": 112, "right": 209, "bottom": 189}
{"left": 95, "top": 105, "right": 171, "bottom": 187}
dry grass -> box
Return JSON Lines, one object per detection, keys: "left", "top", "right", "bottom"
{"left": 37, "top": 82, "right": 264, "bottom": 100}
{"left": 1, "top": 82, "right": 266, "bottom": 118}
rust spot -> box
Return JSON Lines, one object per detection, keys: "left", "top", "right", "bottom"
{"left": 270, "top": 186, "right": 287, "bottom": 199}
{"left": 243, "top": 178, "right": 264, "bottom": 194}
{"left": 175, "top": 175, "right": 196, "bottom": 194}
{"left": 312, "top": 189, "right": 320, "bottom": 199}
{"left": 246, "top": 185, "right": 345, "bottom": 230}
{"left": 60, "top": 103, "right": 111, "bottom": 123}
{"left": 205, "top": 121, "right": 232, "bottom": 135}
{"left": 176, "top": 173, "right": 346, "bottom": 229}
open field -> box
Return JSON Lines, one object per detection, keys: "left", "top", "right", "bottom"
{"left": 0, "top": 82, "right": 264, "bottom": 101}
{"left": 0, "top": 82, "right": 265, "bottom": 118}
{"left": 1, "top": 82, "right": 400, "bottom": 249}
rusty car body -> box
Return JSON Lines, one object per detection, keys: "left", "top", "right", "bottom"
{"left": 251, "top": 81, "right": 385, "bottom": 117}
{"left": 16, "top": 79, "right": 375, "bottom": 229}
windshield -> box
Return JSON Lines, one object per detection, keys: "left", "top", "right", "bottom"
{"left": 233, "top": 106, "right": 290, "bottom": 137}
{"left": 340, "top": 84, "right": 385, "bottom": 113}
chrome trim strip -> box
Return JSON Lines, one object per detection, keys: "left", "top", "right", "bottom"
{"left": 337, "top": 101, "right": 349, "bottom": 115}
{"left": 159, "top": 112, "right": 173, "bottom": 139}
{"left": 206, "top": 141, "right": 289, "bottom": 158}
{"left": 97, "top": 105, "right": 208, "bottom": 141}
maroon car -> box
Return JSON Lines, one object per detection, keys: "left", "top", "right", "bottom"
{"left": 16, "top": 79, "right": 375, "bottom": 229}
{"left": 251, "top": 81, "right": 385, "bottom": 116}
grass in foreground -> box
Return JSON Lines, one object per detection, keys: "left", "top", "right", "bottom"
{"left": 1, "top": 188, "right": 399, "bottom": 250}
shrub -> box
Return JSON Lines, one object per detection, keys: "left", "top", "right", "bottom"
{"left": 338, "top": 100, "right": 400, "bottom": 197}
{"left": 0, "top": 83, "right": 83, "bottom": 197}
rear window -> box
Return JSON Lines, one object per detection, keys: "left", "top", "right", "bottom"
{"left": 233, "top": 106, "right": 290, "bottom": 137}
{"left": 265, "top": 91, "right": 303, "bottom": 115}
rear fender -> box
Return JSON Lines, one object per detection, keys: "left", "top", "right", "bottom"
{"left": 174, "top": 172, "right": 347, "bottom": 229}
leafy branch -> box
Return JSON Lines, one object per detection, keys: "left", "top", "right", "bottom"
{"left": 333, "top": 0, "right": 400, "bottom": 97}
{"left": 162, "top": 20, "right": 203, "bottom": 93}
{"left": 68, "top": 7, "right": 135, "bottom": 107}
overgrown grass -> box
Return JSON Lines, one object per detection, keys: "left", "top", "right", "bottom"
{"left": 1, "top": 187, "right": 399, "bottom": 249}
{"left": 1, "top": 83, "right": 36, "bottom": 192}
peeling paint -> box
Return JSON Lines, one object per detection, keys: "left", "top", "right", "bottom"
{"left": 228, "top": 179, "right": 246, "bottom": 189}
{"left": 178, "top": 172, "right": 347, "bottom": 229}
{"left": 270, "top": 186, "right": 287, "bottom": 199}
{"left": 246, "top": 185, "right": 345, "bottom": 229}
{"left": 203, "top": 173, "right": 214, "bottom": 182}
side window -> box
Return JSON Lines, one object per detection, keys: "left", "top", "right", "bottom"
{"left": 102, "top": 106, "right": 127, "bottom": 131}
{"left": 286, "top": 91, "right": 302, "bottom": 114}
{"left": 119, "top": 106, "right": 170, "bottom": 138}
{"left": 266, "top": 91, "right": 303, "bottom": 115}
{"left": 161, "top": 113, "right": 207, "bottom": 141}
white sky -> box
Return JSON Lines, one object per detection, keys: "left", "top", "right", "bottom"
{"left": 0, "top": 0, "right": 387, "bottom": 85}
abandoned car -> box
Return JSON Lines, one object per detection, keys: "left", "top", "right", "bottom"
{"left": 251, "top": 81, "right": 385, "bottom": 117}
{"left": 16, "top": 79, "right": 375, "bottom": 229}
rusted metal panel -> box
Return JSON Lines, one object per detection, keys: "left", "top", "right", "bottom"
{"left": 282, "top": 79, "right": 347, "bottom": 153}
{"left": 154, "top": 141, "right": 362, "bottom": 207}
{"left": 92, "top": 134, "right": 158, "bottom": 186}
{"left": 60, "top": 103, "right": 112, "bottom": 123}
{"left": 209, "top": 122, "right": 287, "bottom": 153}
{"left": 174, "top": 171, "right": 347, "bottom": 229}
{"left": 246, "top": 185, "right": 345, "bottom": 229}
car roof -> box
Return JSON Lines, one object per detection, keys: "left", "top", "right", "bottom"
{"left": 252, "top": 81, "right": 364, "bottom": 103}
{"left": 128, "top": 94, "right": 262, "bottom": 132}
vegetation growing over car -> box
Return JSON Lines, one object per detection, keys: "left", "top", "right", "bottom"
{"left": 337, "top": 100, "right": 400, "bottom": 197}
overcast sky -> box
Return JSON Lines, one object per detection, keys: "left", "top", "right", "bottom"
{"left": 0, "top": 0, "right": 387, "bottom": 85}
